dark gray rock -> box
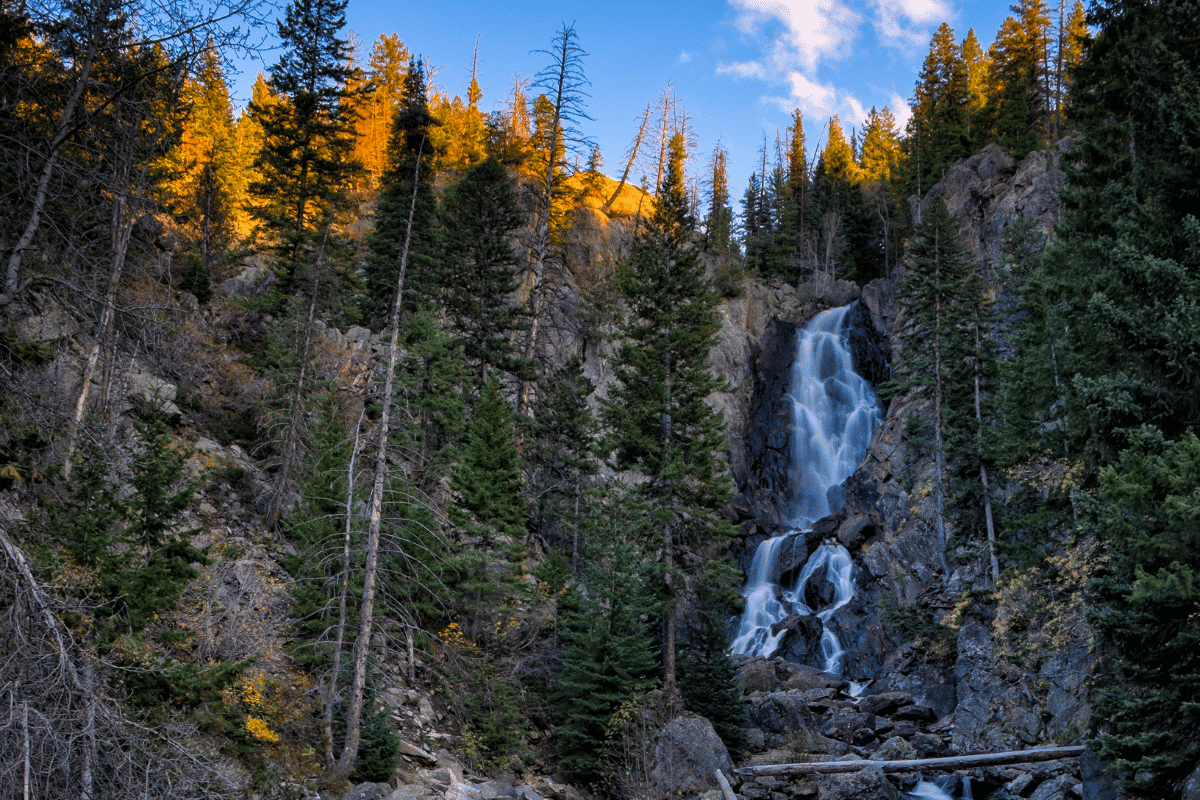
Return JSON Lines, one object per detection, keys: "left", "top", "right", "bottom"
{"left": 873, "top": 736, "right": 914, "bottom": 761}
{"left": 749, "top": 691, "right": 818, "bottom": 735}
{"left": 819, "top": 711, "right": 878, "bottom": 744}
{"left": 775, "top": 613, "right": 824, "bottom": 665}
{"left": 855, "top": 692, "right": 914, "bottom": 717}
{"left": 1184, "top": 762, "right": 1200, "bottom": 800}
{"left": 817, "top": 764, "right": 898, "bottom": 800}
{"left": 647, "top": 715, "right": 733, "bottom": 797}
{"left": 1029, "top": 774, "right": 1082, "bottom": 800}
{"left": 342, "top": 784, "right": 391, "bottom": 800}
{"left": 1079, "top": 751, "right": 1120, "bottom": 800}
{"left": 474, "top": 780, "right": 517, "bottom": 799}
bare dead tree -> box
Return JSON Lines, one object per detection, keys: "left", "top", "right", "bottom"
{"left": 518, "top": 23, "right": 591, "bottom": 416}
{"left": 1, "top": 525, "right": 240, "bottom": 800}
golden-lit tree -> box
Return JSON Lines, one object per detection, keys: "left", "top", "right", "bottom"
{"left": 430, "top": 40, "right": 488, "bottom": 175}
{"left": 350, "top": 33, "right": 408, "bottom": 189}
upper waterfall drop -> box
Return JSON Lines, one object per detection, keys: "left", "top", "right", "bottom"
{"left": 784, "top": 304, "right": 884, "bottom": 529}
{"left": 731, "top": 303, "right": 884, "bottom": 664}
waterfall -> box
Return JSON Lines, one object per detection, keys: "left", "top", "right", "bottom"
{"left": 731, "top": 304, "right": 883, "bottom": 668}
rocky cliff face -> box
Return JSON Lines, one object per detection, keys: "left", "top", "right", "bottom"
{"left": 722, "top": 141, "right": 1116, "bottom": 800}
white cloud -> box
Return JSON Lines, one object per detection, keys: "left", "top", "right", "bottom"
{"left": 761, "top": 72, "right": 868, "bottom": 133}
{"left": 868, "top": 0, "right": 953, "bottom": 50}
{"left": 888, "top": 91, "right": 913, "bottom": 131}
{"left": 717, "top": 59, "right": 767, "bottom": 80}
{"left": 679, "top": 50, "right": 693, "bottom": 63}
{"left": 727, "top": 0, "right": 863, "bottom": 73}
{"left": 720, "top": 0, "right": 934, "bottom": 143}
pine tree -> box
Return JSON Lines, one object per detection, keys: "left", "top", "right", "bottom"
{"left": 1086, "top": 430, "right": 1200, "bottom": 799}
{"left": 554, "top": 487, "right": 658, "bottom": 785}
{"left": 438, "top": 157, "right": 532, "bottom": 383}
{"left": 521, "top": 24, "right": 592, "bottom": 414}
{"left": 351, "top": 34, "right": 409, "bottom": 190}
{"left": 812, "top": 116, "right": 871, "bottom": 283}
{"left": 961, "top": 29, "right": 991, "bottom": 147}
{"left": 47, "top": 401, "right": 205, "bottom": 637}
{"left": 680, "top": 583, "right": 750, "bottom": 761}
{"left": 601, "top": 131, "right": 735, "bottom": 709}
{"left": 907, "top": 23, "right": 971, "bottom": 197}
{"left": 450, "top": 374, "right": 528, "bottom": 641}
{"left": 858, "top": 106, "right": 904, "bottom": 280}
{"left": 362, "top": 57, "right": 440, "bottom": 327}
{"left": 168, "top": 46, "right": 241, "bottom": 300}
{"left": 247, "top": 0, "right": 359, "bottom": 296}
{"left": 430, "top": 44, "right": 488, "bottom": 176}
{"left": 984, "top": 14, "right": 1044, "bottom": 157}
{"left": 890, "top": 198, "right": 982, "bottom": 557}
{"left": 527, "top": 356, "right": 598, "bottom": 569}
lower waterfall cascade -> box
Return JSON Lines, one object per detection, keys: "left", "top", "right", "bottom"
{"left": 731, "top": 304, "right": 884, "bottom": 669}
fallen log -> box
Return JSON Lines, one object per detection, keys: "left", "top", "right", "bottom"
{"left": 735, "top": 746, "right": 1086, "bottom": 777}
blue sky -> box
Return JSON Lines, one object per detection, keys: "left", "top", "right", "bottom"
{"left": 231, "top": 0, "right": 1018, "bottom": 197}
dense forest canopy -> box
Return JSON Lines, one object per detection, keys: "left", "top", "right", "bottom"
{"left": 1, "top": 0, "right": 1199, "bottom": 798}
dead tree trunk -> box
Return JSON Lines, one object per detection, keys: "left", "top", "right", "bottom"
{"left": 735, "top": 746, "right": 1087, "bottom": 777}
{"left": 334, "top": 138, "right": 424, "bottom": 778}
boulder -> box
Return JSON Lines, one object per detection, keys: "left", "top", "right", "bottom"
{"left": 747, "top": 691, "right": 830, "bottom": 751}
{"left": 16, "top": 308, "right": 78, "bottom": 343}
{"left": 343, "top": 784, "right": 391, "bottom": 800}
{"left": 817, "top": 764, "right": 898, "bottom": 800}
{"left": 855, "top": 692, "right": 914, "bottom": 717}
{"left": 774, "top": 613, "right": 824, "bottom": 665}
{"left": 217, "top": 263, "right": 273, "bottom": 298}
{"left": 1028, "top": 774, "right": 1082, "bottom": 800}
{"left": 873, "top": 736, "right": 914, "bottom": 761}
{"left": 647, "top": 715, "right": 733, "bottom": 797}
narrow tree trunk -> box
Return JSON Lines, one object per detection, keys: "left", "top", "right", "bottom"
{"left": 80, "top": 656, "right": 97, "bottom": 800}
{"left": 653, "top": 86, "right": 673, "bottom": 200}
{"left": 322, "top": 411, "right": 365, "bottom": 769}
{"left": 602, "top": 104, "right": 649, "bottom": 214}
{"left": 662, "top": 518, "right": 679, "bottom": 712}
{"left": 334, "top": 138, "right": 424, "bottom": 777}
{"left": 20, "top": 699, "right": 30, "bottom": 800}
{"left": 62, "top": 191, "right": 135, "bottom": 479}
{"left": 932, "top": 226, "right": 948, "bottom": 551}
{"left": 660, "top": 343, "right": 679, "bottom": 712}
{"left": 519, "top": 36, "right": 571, "bottom": 417}
{"left": 4, "top": 41, "right": 96, "bottom": 298}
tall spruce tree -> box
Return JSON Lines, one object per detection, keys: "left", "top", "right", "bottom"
{"left": 438, "top": 157, "right": 532, "bottom": 383}
{"left": 907, "top": 23, "right": 971, "bottom": 197}
{"left": 527, "top": 356, "right": 597, "bottom": 570}
{"left": 1086, "top": 430, "right": 1200, "bottom": 799}
{"left": 890, "top": 198, "right": 982, "bottom": 555}
{"left": 248, "top": 0, "right": 359, "bottom": 296}
{"left": 601, "top": 132, "right": 735, "bottom": 709}
{"left": 450, "top": 374, "right": 528, "bottom": 642}
{"left": 554, "top": 486, "right": 658, "bottom": 785}
{"left": 363, "top": 57, "right": 440, "bottom": 326}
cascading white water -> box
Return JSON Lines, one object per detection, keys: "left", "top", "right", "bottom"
{"left": 730, "top": 304, "right": 883, "bottom": 668}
